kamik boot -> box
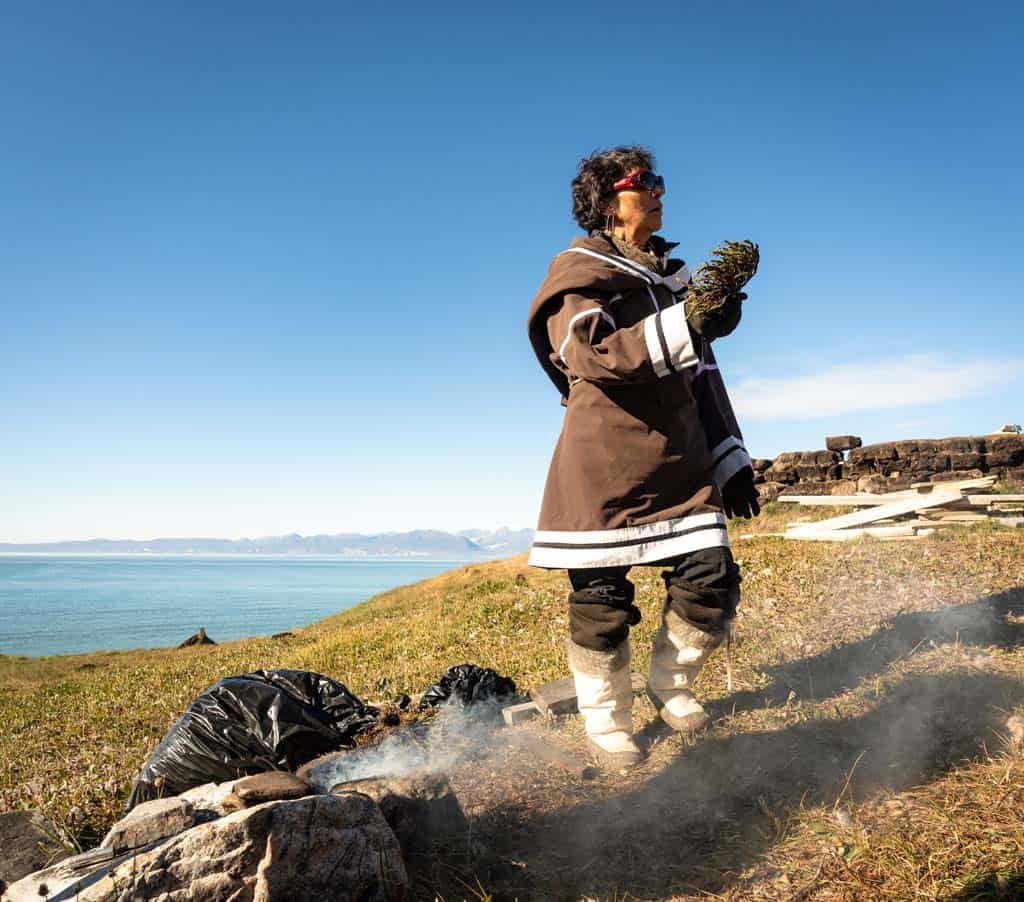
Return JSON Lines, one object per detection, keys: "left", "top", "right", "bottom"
{"left": 646, "top": 608, "right": 727, "bottom": 734}
{"left": 567, "top": 638, "right": 643, "bottom": 770}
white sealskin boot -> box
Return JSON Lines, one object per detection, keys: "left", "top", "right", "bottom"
{"left": 646, "top": 608, "right": 728, "bottom": 734}
{"left": 567, "top": 638, "right": 643, "bottom": 770}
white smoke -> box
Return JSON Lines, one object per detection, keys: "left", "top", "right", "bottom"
{"left": 304, "top": 699, "right": 505, "bottom": 791}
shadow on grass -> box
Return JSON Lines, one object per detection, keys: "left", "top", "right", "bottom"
{"left": 948, "top": 870, "right": 1024, "bottom": 901}
{"left": 446, "top": 589, "right": 1024, "bottom": 901}
{"left": 708, "top": 587, "right": 1024, "bottom": 719}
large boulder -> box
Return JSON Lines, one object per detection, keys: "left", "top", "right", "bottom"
{"left": 757, "top": 481, "right": 786, "bottom": 502}
{"left": 936, "top": 436, "right": 986, "bottom": 454}
{"left": 334, "top": 772, "right": 468, "bottom": 859}
{"left": 0, "top": 810, "right": 62, "bottom": 889}
{"left": 986, "top": 435, "right": 1024, "bottom": 468}
{"left": 2, "top": 847, "right": 123, "bottom": 902}
{"left": 825, "top": 435, "right": 862, "bottom": 452}
{"left": 847, "top": 442, "right": 898, "bottom": 464}
{"left": 11, "top": 794, "right": 408, "bottom": 902}
{"left": 762, "top": 465, "right": 798, "bottom": 485}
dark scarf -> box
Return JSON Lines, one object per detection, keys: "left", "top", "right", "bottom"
{"left": 592, "top": 231, "right": 680, "bottom": 276}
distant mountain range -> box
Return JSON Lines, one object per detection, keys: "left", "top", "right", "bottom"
{"left": 0, "top": 527, "right": 535, "bottom": 558}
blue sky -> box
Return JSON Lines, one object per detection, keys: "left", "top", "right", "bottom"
{"left": 2, "top": 1, "right": 1021, "bottom": 542}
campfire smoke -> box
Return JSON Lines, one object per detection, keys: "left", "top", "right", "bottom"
{"left": 299, "top": 698, "right": 505, "bottom": 793}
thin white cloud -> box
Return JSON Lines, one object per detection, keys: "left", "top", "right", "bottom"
{"left": 731, "top": 354, "right": 1022, "bottom": 420}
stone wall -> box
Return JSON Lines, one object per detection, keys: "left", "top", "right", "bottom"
{"left": 752, "top": 433, "right": 1024, "bottom": 502}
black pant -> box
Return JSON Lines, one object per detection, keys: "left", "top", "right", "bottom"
{"left": 568, "top": 547, "right": 741, "bottom": 652}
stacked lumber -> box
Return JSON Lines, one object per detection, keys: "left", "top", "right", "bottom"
{"left": 776, "top": 476, "right": 1024, "bottom": 542}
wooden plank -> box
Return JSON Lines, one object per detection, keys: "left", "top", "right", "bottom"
{"left": 530, "top": 672, "right": 646, "bottom": 717}
{"left": 910, "top": 476, "right": 995, "bottom": 492}
{"left": 779, "top": 480, "right": 1000, "bottom": 508}
{"left": 784, "top": 525, "right": 921, "bottom": 542}
{"left": 530, "top": 677, "right": 576, "bottom": 715}
{"left": 964, "top": 494, "right": 1024, "bottom": 505}
{"left": 919, "top": 511, "right": 991, "bottom": 522}
{"left": 786, "top": 486, "right": 964, "bottom": 535}
{"left": 778, "top": 494, "right": 892, "bottom": 506}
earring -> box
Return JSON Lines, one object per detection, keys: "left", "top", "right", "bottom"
{"left": 605, "top": 211, "right": 615, "bottom": 234}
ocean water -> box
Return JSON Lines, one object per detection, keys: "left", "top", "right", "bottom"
{"left": 0, "top": 555, "right": 467, "bottom": 657}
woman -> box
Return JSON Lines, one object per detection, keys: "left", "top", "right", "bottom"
{"left": 526, "top": 146, "right": 759, "bottom": 769}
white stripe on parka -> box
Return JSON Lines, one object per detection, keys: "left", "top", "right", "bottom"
{"left": 561, "top": 247, "right": 698, "bottom": 377}
{"left": 529, "top": 511, "right": 729, "bottom": 569}
{"left": 709, "top": 435, "right": 752, "bottom": 490}
{"left": 557, "top": 307, "right": 617, "bottom": 363}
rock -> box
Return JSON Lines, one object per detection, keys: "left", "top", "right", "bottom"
{"left": 271, "top": 631, "right": 295, "bottom": 640}
{"left": 77, "top": 795, "right": 406, "bottom": 902}
{"left": 895, "top": 439, "right": 928, "bottom": 457}
{"left": 986, "top": 436, "right": 1024, "bottom": 468}
{"left": 826, "top": 435, "right": 862, "bottom": 452}
{"left": 932, "top": 469, "right": 985, "bottom": 482}
{"left": 937, "top": 436, "right": 986, "bottom": 454}
{"left": 907, "top": 454, "right": 951, "bottom": 477}
{"left": 780, "top": 480, "right": 833, "bottom": 496}
{"left": 830, "top": 480, "right": 858, "bottom": 496}
{"left": 848, "top": 442, "right": 898, "bottom": 464}
{"left": 221, "top": 792, "right": 245, "bottom": 812}
{"left": 100, "top": 796, "right": 195, "bottom": 853}
{"left": 177, "top": 627, "right": 215, "bottom": 648}
{"left": 853, "top": 475, "right": 883, "bottom": 493}
{"left": 763, "top": 465, "right": 798, "bottom": 485}
{"left": 178, "top": 780, "right": 241, "bottom": 816}
{"left": 2, "top": 847, "right": 121, "bottom": 902}
{"left": 0, "top": 810, "right": 63, "bottom": 887}
{"left": 794, "top": 464, "right": 833, "bottom": 481}
{"left": 1001, "top": 467, "right": 1024, "bottom": 486}
{"left": 770, "top": 451, "right": 803, "bottom": 468}
{"left": 757, "top": 481, "right": 786, "bottom": 502}
{"left": 233, "top": 772, "right": 311, "bottom": 806}
{"left": 333, "top": 772, "right": 468, "bottom": 858}
{"left": 949, "top": 452, "right": 983, "bottom": 470}
{"left": 751, "top": 457, "right": 774, "bottom": 472}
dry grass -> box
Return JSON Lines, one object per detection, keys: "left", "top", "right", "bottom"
{"left": 2, "top": 522, "right": 1024, "bottom": 900}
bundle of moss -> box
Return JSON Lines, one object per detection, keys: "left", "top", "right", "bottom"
{"left": 687, "top": 240, "right": 760, "bottom": 315}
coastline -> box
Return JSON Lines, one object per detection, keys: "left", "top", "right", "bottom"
{"left": 0, "top": 555, "right": 475, "bottom": 659}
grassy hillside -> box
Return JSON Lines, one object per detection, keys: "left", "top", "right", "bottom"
{"left": 2, "top": 514, "right": 1024, "bottom": 900}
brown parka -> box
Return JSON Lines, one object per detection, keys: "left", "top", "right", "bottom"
{"left": 527, "top": 232, "right": 751, "bottom": 569}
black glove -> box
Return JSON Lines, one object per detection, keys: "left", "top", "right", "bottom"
{"left": 687, "top": 291, "right": 746, "bottom": 341}
{"left": 721, "top": 465, "right": 761, "bottom": 519}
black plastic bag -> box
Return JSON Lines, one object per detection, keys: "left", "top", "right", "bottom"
{"left": 127, "top": 669, "right": 377, "bottom": 810}
{"left": 418, "top": 663, "right": 517, "bottom": 712}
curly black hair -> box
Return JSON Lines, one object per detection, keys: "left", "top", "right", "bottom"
{"left": 571, "top": 145, "right": 656, "bottom": 233}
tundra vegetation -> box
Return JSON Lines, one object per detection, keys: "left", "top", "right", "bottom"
{"left": 2, "top": 506, "right": 1023, "bottom": 900}
{"left": 686, "top": 239, "right": 760, "bottom": 316}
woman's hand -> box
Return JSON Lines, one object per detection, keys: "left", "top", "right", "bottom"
{"left": 722, "top": 466, "right": 761, "bottom": 519}
{"left": 687, "top": 291, "right": 746, "bottom": 341}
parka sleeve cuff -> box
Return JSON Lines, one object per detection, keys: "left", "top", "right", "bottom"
{"left": 643, "top": 303, "right": 699, "bottom": 378}
{"left": 711, "top": 435, "right": 752, "bottom": 490}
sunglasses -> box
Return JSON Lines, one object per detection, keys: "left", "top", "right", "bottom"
{"left": 612, "top": 169, "right": 666, "bottom": 195}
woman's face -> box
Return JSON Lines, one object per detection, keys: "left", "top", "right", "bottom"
{"left": 611, "top": 172, "right": 664, "bottom": 237}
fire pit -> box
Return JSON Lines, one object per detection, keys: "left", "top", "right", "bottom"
{"left": 297, "top": 747, "right": 468, "bottom": 857}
